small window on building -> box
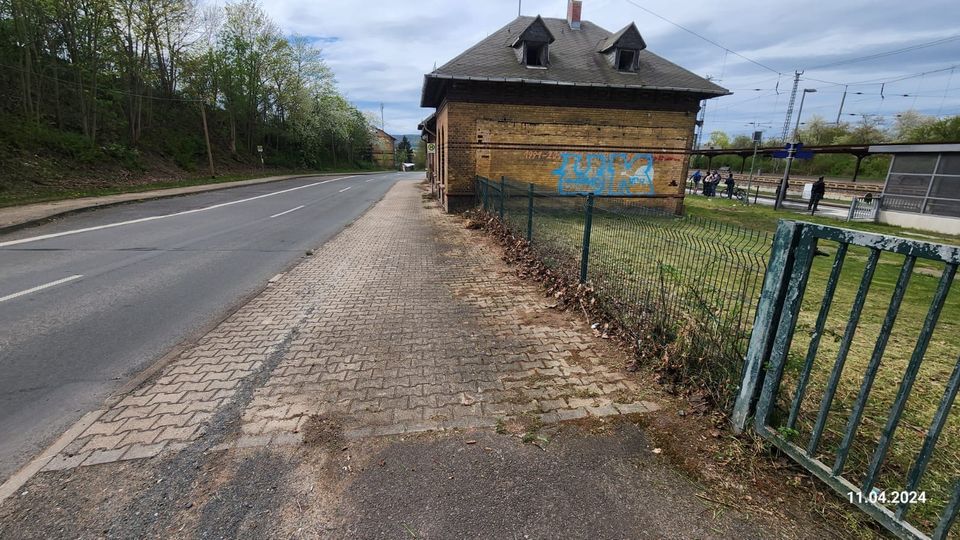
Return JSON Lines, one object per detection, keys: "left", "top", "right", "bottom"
{"left": 526, "top": 43, "right": 546, "bottom": 67}
{"left": 617, "top": 49, "right": 636, "bottom": 71}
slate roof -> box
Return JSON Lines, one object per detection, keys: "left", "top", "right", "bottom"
{"left": 421, "top": 16, "right": 728, "bottom": 107}
{"left": 598, "top": 23, "right": 645, "bottom": 53}
{"left": 510, "top": 15, "right": 555, "bottom": 47}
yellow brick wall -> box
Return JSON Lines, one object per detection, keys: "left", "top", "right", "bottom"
{"left": 435, "top": 101, "right": 697, "bottom": 213}
{"left": 437, "top": 106, "right": 449, "bottom": 201}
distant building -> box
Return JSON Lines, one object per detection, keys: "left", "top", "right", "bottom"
{"left": 370, "top": 127, "right": 396, "bottom": 169}
{"left": 419, "top": 0, "right": 728, "bottom": 211}
{"left": 871, "top": 143, "right": 960, "bottom": 234}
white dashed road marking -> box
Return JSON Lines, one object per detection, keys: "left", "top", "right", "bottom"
{"left": 269, "top": 205, "right": 305, "bottom": 219}
{"left": 0, "top": 274, "right": 83, "bottom": 303}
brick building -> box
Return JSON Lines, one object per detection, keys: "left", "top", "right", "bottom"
{"left": 370, "top": 127, "right": 396, "bottom": 169}
{"left": 419, "top": 0, "right": 728, "bottom": 212}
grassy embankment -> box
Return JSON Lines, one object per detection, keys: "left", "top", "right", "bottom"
{"left": 0, "top": 116, "right": 392, "bottom": 209}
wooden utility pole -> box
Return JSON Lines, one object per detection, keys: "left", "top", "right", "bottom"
{"left": 200, "top": 100, "right": 215, "bottom": 178}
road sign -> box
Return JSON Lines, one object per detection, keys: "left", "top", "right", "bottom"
{"left": 257, "top": 145, "right": 263, "bottom": 153}
{"left": 426, "top": 143, "right": 436, "bottom": 154}
{"left": 771, "top": 150, "right": 789, "bottom": 158}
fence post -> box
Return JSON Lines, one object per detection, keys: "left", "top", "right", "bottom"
{"left": 526, "top": 183, "right": 534, "bottom": 241}
{"left": 499, "top": 176, "right": 505, "bottom": 220}
{"left": 731, "top": 220, "right": 803, "bottom": 433}
{"left": 579, "top": 193, "right": 595, "bottom": 283}
{"left": 483, "top": 178, "right": 489, "bottom": 211}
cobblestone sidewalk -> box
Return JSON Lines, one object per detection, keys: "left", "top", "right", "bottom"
{"left": 44, "top": 180, "right": 656, "bottom": 471}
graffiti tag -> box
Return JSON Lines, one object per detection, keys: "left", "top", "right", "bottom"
{"left": 552, "top": 152, "right": 655, "bottom": 196}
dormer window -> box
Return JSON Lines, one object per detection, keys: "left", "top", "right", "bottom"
{"left": 510, "top": 15, "right": 555, "bottom": 69}
{"left": 599, "top": 23, "right": 646, "bottom": 74}
{"left": 525, "top": 42, "right": 547, "bottom": 67}
{"left": 616, "top": 49, "right": 637, "bottom": 72}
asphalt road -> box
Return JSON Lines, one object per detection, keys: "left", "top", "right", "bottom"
{"left": 0, "top": 171, "right": 413, "bottom": 481}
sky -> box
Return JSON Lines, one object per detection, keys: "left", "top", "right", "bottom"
{"left": 261, "top": 0, "right": 960, "bottom": 141}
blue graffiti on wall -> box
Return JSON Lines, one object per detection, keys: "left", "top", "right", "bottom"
{"left": 552, "top": 152, "right": 655, "bottom": 195}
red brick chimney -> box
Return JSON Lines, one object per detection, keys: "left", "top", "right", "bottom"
{"left": 567, "top": 0, "right": 582, "bottom": 29}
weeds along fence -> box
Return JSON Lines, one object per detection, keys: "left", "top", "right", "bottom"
{"left": 477, "top": 176, "right": 772, "bottom": 407}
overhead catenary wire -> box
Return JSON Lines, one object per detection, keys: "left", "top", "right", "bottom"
{"left": 939, "top": 67, "right": 956, "bottom": 116}
{"left": 839, "top": 64, "right": 960, "bottom": 87}
{"left": 612, "top": 3, "right": 959, "bottom": 135}
{"left": 805, "top": 33, "right": 960, "bottom": 71}
{"left": 752, "top": 65, "right": 960, "bottom": 116}
{"left": 620, "top": 0, "right": 782, "bottom": 76}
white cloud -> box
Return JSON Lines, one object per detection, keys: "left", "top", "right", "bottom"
{"left": 255, "top": 0, "right": 960, "bottom": 136}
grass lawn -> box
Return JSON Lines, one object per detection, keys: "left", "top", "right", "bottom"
{"left": 684, "top": 195, "right": 960, "bottom": 246}
{"left": 497, "top": 189, "right": 960, "bottom": 532}
{"left": 683, "top": 198, "right": 958, "bottom": 530}
{"left": 781, "top": 239, "right": 960, "bottom": 531}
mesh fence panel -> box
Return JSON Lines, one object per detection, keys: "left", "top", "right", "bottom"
{"left": 476, "top": 176, "right": 772, "bottom": 406}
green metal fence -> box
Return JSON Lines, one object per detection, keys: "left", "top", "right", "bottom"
{"left": 734, "top": 220, "right": 960, "bottom": 540}
{"left": 479, "top": 175, "right": 960, "bottom": 538}
{"left": 476, "top": 176, "right": 772, "bottom": 407}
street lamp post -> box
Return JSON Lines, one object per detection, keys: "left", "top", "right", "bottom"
{"left": 775, "top": 88, "right": 816, "bottom": 210}
{"left": 746, "top": 130, "right": 762, "bottom": 203}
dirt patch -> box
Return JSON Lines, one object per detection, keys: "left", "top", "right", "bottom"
{"left": 634, "top": 401, "right": 878, "bottom": 538}
{"left": 192, "top": 449, "right": 293, "bottom": 538}
{"left": 0, "top": 461, "right": 154, "bottom": 538}
{"left": 302, "top": 415, "right": 346, "bottom": 450}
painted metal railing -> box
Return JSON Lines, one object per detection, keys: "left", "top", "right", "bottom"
{"left": 733, "top": 220, "right": 960, "bottom": 539}
{"left": 847, "top": 196, "right": 882, "bottom": 222}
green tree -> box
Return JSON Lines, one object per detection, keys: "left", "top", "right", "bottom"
{"left": 706, "top": 130, "right": 730, "bottom": 149}
{"left": 0, "top": 0, "right": 379, "bottom": 175}
{"left": 892, "top": 110, "right": 936, "bottom": 142}
{"left": 730, "top": 134, "right": 753, "bottom": 148}
{"left": 396, "top": 135, "right": 412, "bottom": 163}
{"left": 413, "top": 137, "right": 426, "bottom": 169}
{"left": 799, "top": 115, "right": 850, "bottom": 146}
{"left": 840, "top": 114, "right": 887, "bottom": 144}
{"left": 903, "top": 115, "right": 960, "bottom": 143}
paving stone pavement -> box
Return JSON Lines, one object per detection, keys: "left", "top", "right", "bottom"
{"left": 44, "top": 180, "right": 657, "bottom": 471}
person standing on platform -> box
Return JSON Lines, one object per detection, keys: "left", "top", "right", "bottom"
{"left": 809, "top": 176, "right": 826, "bottom": 214}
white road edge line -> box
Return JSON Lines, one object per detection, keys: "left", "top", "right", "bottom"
{"left": 0, "top": 274, "right": 83, "bottom": 303}
{"left": 339, "top": 186, "right": 352, "bottom": 193}
{"left": 0, "top": 175, "right": 356, "bottom": 248}
{"left": 268, "top": 205, "right": 305, "bottom": 219}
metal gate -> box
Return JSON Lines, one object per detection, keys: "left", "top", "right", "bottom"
{"left": 733, "top": 220, "right": 960, "bottom": 539}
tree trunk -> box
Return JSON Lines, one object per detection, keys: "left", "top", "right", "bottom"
{"left": 53, "top": 60, "right": 63, "bottom": 129}
{"left": 229, "top": 113, "right": 237, "bottom": 154}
